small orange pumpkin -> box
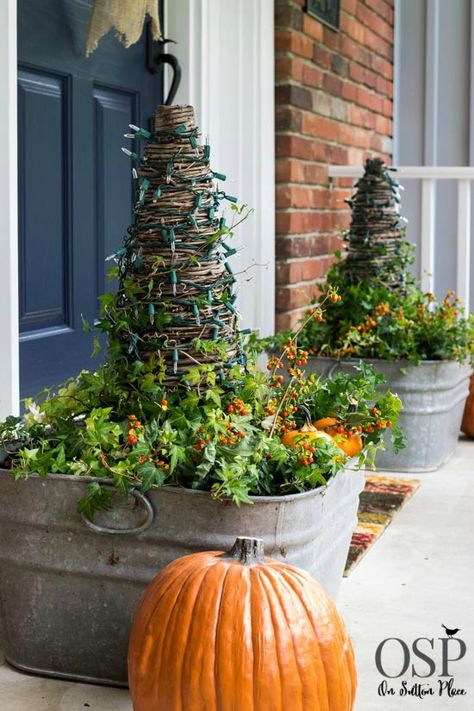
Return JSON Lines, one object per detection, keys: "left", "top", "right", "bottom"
{"left": 461, "top": 371, "right": 474, "bottom": 437}
{"left": 314, "top": 416, "right": 338, "bottom": 429}
{"left": 326, "top": 428, "right": 363, "bottom": 458}
{"left": 281, "top": 422, "right": 333, "bottom": 448}
{"left": 128, "top": 537, "right": 357, "bottom": 711}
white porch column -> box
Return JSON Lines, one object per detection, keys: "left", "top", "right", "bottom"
{"left": 165, "top": 0, "right": 275, "bottom": 336}
{"left": 0, "top": 0, "right": 19, "bottom": 418}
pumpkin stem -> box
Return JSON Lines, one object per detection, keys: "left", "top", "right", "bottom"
{"left": 228, "top": 537, "right": 265, "bottom": 565}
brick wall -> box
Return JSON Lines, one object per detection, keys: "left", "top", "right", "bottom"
{"left": 275, "top": 0, "right": 394, "bottom": 330}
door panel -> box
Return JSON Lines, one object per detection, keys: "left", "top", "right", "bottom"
{"left": 18, "top": 70, "right": 70, "bottom": 334}
{"left": 18, "top": 0, "right": 162, "bottom": 398}
{"left": 93, "top": 87, "right": 137, "bottom": 295}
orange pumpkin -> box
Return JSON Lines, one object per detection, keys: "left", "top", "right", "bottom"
{"left": 326, "top": 428, "right": 363, "bottom": 458}
{"left": 461, "top": 371, "right": 474, "bottom": 437}
{"left": 281, "top": 422, "right": 333, "bottom": 448}
{"left": 128, "top": 537, "right": 357, "bottom": 711}
{"left": 314, "top": 416, "right": 338, "bottom": 429}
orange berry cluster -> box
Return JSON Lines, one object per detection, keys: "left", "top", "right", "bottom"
{"left": 297, "top": 440, "right": 317, "bottom": 467}
{"left": 364, "top": 407, "right": 392, "bottom": 432}
{"left": 283, "top": 342, "right": 309, "bottom": 367}
{"left": 127, "top": 414, "right": 142, "bottom": 446}
{"left": 308, "top": 307, "right": 324, "bottom": 322}
{"left": 220, "top": 422, "right": 245, "bottom": 446}
{"left": 267, "top": 357, "right": 283, "bottom": 371}
{"left": 329, "top": 292, "right": 342, "bottom": 304}
{"left": 226, "top": 399, "right": 250, "bottom": 416}
{"left": 374, "top": 302, "right": 389, "bottom": 316}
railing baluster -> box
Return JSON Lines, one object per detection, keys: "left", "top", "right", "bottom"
{"left": 457, "top": 179, "right": 471, "bottom": 313}
{"left": 420, "top": 178, "right": 435, "bottom": 294}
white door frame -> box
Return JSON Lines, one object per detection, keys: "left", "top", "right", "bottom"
{"left": 0, "top": 0, "right": 19, "bottom": 419}
{"left": 165, "top": 0, "right": 276, "bottom": 337}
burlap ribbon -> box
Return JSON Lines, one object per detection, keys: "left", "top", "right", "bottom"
{"left": 86, "top": 0, "right": 162, "bottom": 56}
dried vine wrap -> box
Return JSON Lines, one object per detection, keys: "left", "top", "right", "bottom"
{"left": 344, "top": 158, "right": 409, "bottom": 290}
{"left": 104, "top": 105, "right": 244, "bottom": 386}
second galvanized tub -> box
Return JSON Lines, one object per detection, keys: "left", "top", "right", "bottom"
{"left": 306, "top": 357, "right": 471, "bottom": 472}
{"left": 0, "top": 465, "right": 363, "bottom": 686}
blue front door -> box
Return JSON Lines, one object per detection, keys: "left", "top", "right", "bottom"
{"left": 18, "top": 0, "right": 163, "bottom": 398}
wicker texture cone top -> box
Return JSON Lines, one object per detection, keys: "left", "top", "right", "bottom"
{"left": 111, "top": 105, "right": 242, "bottom": 386}
{"left": 344, "top": 158, "right": 408, "bottom": 290}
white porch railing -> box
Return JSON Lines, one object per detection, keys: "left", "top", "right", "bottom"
{"left": 328, "top": 166, "right": 474, "bottom": 313}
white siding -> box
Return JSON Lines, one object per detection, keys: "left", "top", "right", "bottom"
{"left": 394, "top": 0, "right": 474, "bottom": 305}
{"left": 165, "top": 0, "right": 276, "bottom": 336}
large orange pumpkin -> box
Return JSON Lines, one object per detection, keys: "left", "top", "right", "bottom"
{"left": 461, "top": 371, "right": 474, "bottom": 437}
{"left": 128, "top": 537, "right": 357, "bottom": 711}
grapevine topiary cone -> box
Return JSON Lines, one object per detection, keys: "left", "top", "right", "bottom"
{"left": 105, "top": 104, "right": 243, "bottom": 387}
{"left": 344, "top": 157, "right": 408, "bottom": 290}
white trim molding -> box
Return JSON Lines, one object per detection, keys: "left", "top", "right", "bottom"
{"left": 0, "top": 0, "right": 19, "bottom": 418}
{"left": 165, "top": 0, "right": 276, "bottom": 336}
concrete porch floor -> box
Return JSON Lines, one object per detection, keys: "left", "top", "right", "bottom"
{"left": 0, "top": 439, "right": 472, "bottom": 710}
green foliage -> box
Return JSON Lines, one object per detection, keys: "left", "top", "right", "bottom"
{"left": 0, "top": 345, "right": 403, "bottom": 517}
{"left": 291, "top": 252, "right": 473, "bottom": 365}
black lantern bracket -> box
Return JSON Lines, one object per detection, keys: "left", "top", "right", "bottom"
{"left": 147, "top": 28, "right": 182, "bottom": 106}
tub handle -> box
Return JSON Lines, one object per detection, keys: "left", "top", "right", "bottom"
{"left": 327, "top": 360, "right": 342, "bottom": 378}
{"left": 80, "top": 487, "right": 155, "bottom": 535}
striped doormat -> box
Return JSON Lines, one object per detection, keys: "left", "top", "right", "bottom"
{"left": 344, "top": 475, "right": 421, "bottom": 575}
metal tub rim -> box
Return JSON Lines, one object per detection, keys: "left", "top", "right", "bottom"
{"left": 0, "top": 464, "right": 359, "bottom": 505}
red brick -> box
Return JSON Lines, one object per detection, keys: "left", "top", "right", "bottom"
{"left": 326, "top": 143, "right": 349, "bottom": 164}
{"left": 302, "top": 13, "right": 324, "bottom": 42}
{"left": 303, "top": 163, "right": 328, "bottom": 184}
{"left": 375, "top": 114, "right": 392, "bottom": 134}
{"left": 370, "top": 52, "right": 393, "bottom": 79}
{"left": 382, "top": 98, "right": 392, "bottom": 117}
{"left": 356, "top": 87, "right": 383, "bottom": 113}
{"left": 275, "top": 211, "right": 320, "bottom": 235}
{"left": 275, "top": 158, "right": 305, "bottom": 183}
{"left": 276, "top": 282, "right": 323, "bottom": 310}
{"left": 312, "top": 44, "right": 332, "bottom": 69}
{"left": 275, "top": 56, "right": 304, "bottom": 83}
{"left": 348, "top": 105, "right": 376, "bottom": 129}
{"left": 302, "top": 114, "right": 339, "bottom": 141}
{"left": 276, "top": 134, "right": 319, "bottom": 160}
{"left": 273, "top": 0, "right": 394, "bottom": 327}
{"left": 341, "top": 0, "right": 357, "bottom": 16}
{"left": 276, "top": 261, "right": 304, "bottom": 285}
{"left": 275, "top": 1, "right": 303, "bottom": 30}
{"left": 323, "top": 26, "right": 341, "bottom": 51}
{"left": 330, "top": 188, "right": 352, "bottom": 209}
{"left": 323, "top": 73, "right": 343, "bottom": 96}
{"left": 340, "top": 35, "right": 371, "bottom": 66}
{"left": 276, "top": 234, "right": 332, "bottom": 257}
{"left": 341, "top": 82, "right": 358, "bottom": 102}
{"left": 276, "top": 84, "right": 313, "bottom": 110}
{"left": 331, "top": 54, "right": 349, "bottom": 77}
{"left": 302, "top": 64, "right": 323, "bottom": 89}
{"left": 276, "top": 186, "right": 329, "bottom": 209}
{"left": 275, "top": 30, "right": 313, "bottom": 58}
{"left": 363, "top": 26, "right": 392, "bottom": 59}
{"left": 356, "top": 3, "right": 392, "bottom": 43}
{"left": 275, "top": 106, "right": 303, "bottom": 132}
{"left": 276, "top": 310, "right": 304, "bottom": 331}
{"left": 340, "top": 12, "right": 365, "bottom": 43}
{"left": 365, "top": 0, "right": 394, "bottom": 25}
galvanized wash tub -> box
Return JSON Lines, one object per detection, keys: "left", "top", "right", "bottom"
{"left": 0, "top": 465, "right": 363, "bottom": 686}
{"left": 306, "top": 357, "right": 471, "bottom": 472}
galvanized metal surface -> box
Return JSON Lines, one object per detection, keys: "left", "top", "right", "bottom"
{"left": 306, "top": 357, "right": 471, "bottom": 472}
{"left": 0, "top": 466, "right": 364, "bottom": 686}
